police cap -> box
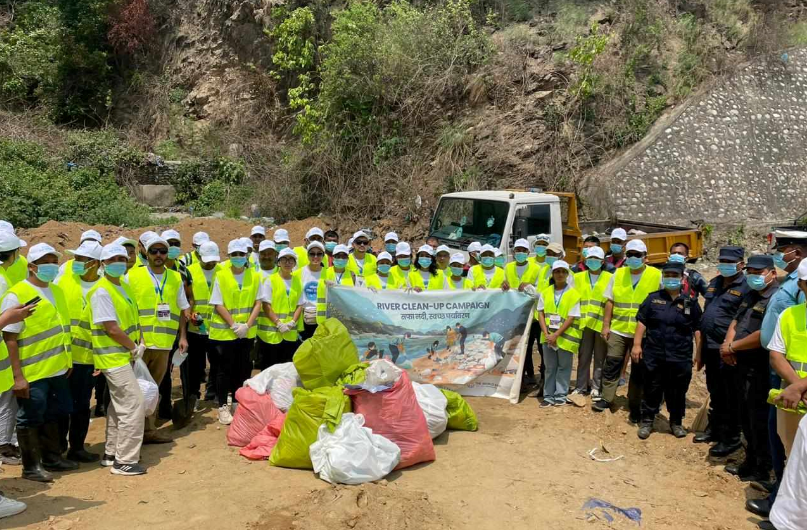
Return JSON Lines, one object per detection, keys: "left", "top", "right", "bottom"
{"left": 745, "top": 254, "right": 774, "bottom": 270}
{"left": 718, "top": 246, "right": 744, "bottom": 262}
{"left": 661, "top": 261, "right": 685, "bottom": 274}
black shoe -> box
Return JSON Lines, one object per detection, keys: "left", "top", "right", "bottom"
{"left": 758, "top": 520, "right": 777, "bottom": 530}
{"left": 67, "top": 448, "right": 100, "bottom": 463}
{"left": 671, "top": 424, "right": 687, "bottom": 438}
{"left": 709, "top": 440, "right": 742, "bottom": 457}
{"left": 628, "top": 415, "right": 640, "bottom": 425}
{"left": 693, "top": 430, "right": 712, "bottom": 444}
{"left": 637, "top": 424, "right": 652, "bottom": 440}
{"left": 591, "top": 399, "right": 608, "bottom": 412}
{"left": 42, "top": 456, "right": 79, "bottom": 472}
{"left": 39, "top": 423, "right": 79, "bottom": 472}
{"left": 725, "top": 461, "right": 755, "bottom": 478}
{"left": 750, "top": 479, "right": 775, "bottom": 493}
{"left": 94, "top": 404, "right": 106, "bottom": 418}
{"left": 745, "top": 498, "right": 771, "bottom": 518}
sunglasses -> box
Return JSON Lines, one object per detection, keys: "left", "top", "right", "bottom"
{"left": 148, "top": 248, "right": 168, "bottom": 255}
{"left": 625, "top": 252, "right": 643, "bottom": 258}
{"left": 309, "top": 252, "right": 325, "bottom": 258}
{"left": 355, "top": 240, "right": 369, "bottom": 246}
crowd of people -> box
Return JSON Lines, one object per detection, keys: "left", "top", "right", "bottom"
{"left": 0, "top": 220, "right": 804, "bottom": 529}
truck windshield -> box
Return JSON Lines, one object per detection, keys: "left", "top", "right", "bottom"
{"left": 429, "top": 198, "right": 509, "bottom": 247}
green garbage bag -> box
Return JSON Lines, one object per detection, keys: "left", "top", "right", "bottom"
{"left": 335, "top": 363, "right": 369, "bottom": 386}
{"left": 440, "top": 389, "right": 478, "bottom": 432}
{"left": 293, "top": 318, "right": 360, "bottom": 390}
{"left": 269, "top": 386, "right": 352, "bottom": 469}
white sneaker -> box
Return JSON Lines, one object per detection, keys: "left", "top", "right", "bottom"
{"left": 591, "top": 389, "right": 601, "bottom": 399}
{"left": 0, "top": 495, "right": 26, "bottom": 519}
{"left": 218, "top": 406, "right": 233, "bottom": 425}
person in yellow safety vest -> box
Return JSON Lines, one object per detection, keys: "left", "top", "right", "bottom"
{"left": 0, "top": 299, "right": 37, "bottom": 518}
{"left": 208, "top": 238, "right": 262, "bottom": 426}
{"left": 160, "top": 229, "right": 184, "bottom": 270}
{"left": 408, "top": 245, "right": 445, "bottom": 291}
{"left": 294, "top": 227, "right": 326, "bottom": 270}
{"left": 294, "top": 241, "right": 327, "bottom": 340}
{"left": 88, "top": 243, "right": 147, "bottom": 476}
{"left": 1, "top": 243, "right": 77, "bottom": 482}
{"left": 446, "top": 253, "right": 473, "bottom": 290}
{"left": 348, "top": 230, "right": 377, "bottom": 278}
{"left": 536, "top": 260, "right": 582, "bottom": 407}
{"left": 465, "top": 241, "right": 482, "bottom": 284}
{"left": 0, "top": 221, "right": 29, "bottom": 286}
{"left": 256, "top": 240, "right": 279, "bottom": 279}
{"left": 505, "top": 239, "right": 540, "bottom": 290}
{"left": 185, "top": 241, "right": 221, "bottom": 406}
{"left": 55, "top": 240, "right": 103, "bottom": 463}
{"left": 435, "top": 245, "right": 451, "bottom": 272}
{"left": 0, "top": 231, "right": 25, "bottom": 466}
{"left": 111, "top": 236, "right": 139, "bottom": 273}
{"left": 494, "top": 248, "right": 506, "bottom": 269}
{"left": 250, "top": 225, "right": 266, "bottom": 270}
{"left": 471, "top": 244, "right": 506, "bottom": 290}
{"left": 57, "top": 229, "right": 102, "bottom": 280}
{"left": 316, "top": 245, "right": 356, "bottom": 324}
{"left": 273, "top": 228, "right": 291, "bottom": 254}
{"left": 136, "top": 231, "right": 158, "bottom": 267}
{"left": 768, "top": 257, "right": 807, "bottom": 457}
{"left": 571, "top": 246, "right": 612, "bottom": 398}
{"left": 258, "top": 248, "right": 304, "bottom": 371}
{"left": 593, "top": 239, "right": 662, "bottom": 419}
{"left": 390, "top": 242, "right": 413, "bottom": 286}
{"left": 126, "top": 235, "right": 189, "bottom": 443}
{"left": 366, "top": 252, "right": 404, "bottom": 291}
{"left": 383, "top": 232, "right": 399, "bottom": 257}
{"left": 180, "top": 231, "right": 209, "bottom": 271}
{"left": 531, "top": 233, "right": 552, "bottom": 270}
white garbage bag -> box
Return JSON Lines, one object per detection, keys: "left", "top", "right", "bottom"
{"left": 364, "top": 359, "right": 402, "bottom": 387}
{"left": 244, "top": 362, "right": 302, "bottom": 412}
{"left": 310, "top": 413, "right": 401, "bottom": 485}
{"left": 412, "top": 382, "right": 448, "bottom": 439}
{"left": 133, "top": 358, "right": 159, "bottom": 416}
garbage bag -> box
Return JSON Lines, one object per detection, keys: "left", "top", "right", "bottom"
{"left": 240, "top": 414, "right": 286, "bottom": 460}
{"left": 133, "top": 358, "right": 159, "bottom": 417}
{"left": 227, "top": 386, "right": 284, "bottom": 447}
{"left": 412, "top": 382, "right": 448, "bottom": 439}
{"left": 310, "top": 413, "right": 401, "bottom": 484}
{"left": 364, "top": 359, "right": 402, "bottom": 387}
{"left": 269, "top": 386, "right": 352, "bottom": 469}
{"left": 335, "top": 363, "right": 369, "bottom": 386}
{"left": 440, "top": 389, "right": 479, "bottom": 431}
{"left": 245, "top": 362, "right": 302, "bottom": 412}
{"left": 346, "top": 371, "right": 435, "bottom": 470}
{"left": 293, "top": 318, "right": 359, "bottom": 390}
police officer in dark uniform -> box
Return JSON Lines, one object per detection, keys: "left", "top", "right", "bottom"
{"left": 695, "top": 246, "right": 749, "bottom": 457}
{"left": 720, "top": 254, "right": 778, "bottom": 483}
{"left": 632, "top": 261, "right": 702, "bottom": 439}
{"left": 669, "top": 242, "right": 709, "bottom": 302}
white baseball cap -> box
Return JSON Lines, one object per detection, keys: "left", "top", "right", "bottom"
{"left": 535, "top": 234, "right": 551, "bottom": 243}
{"left": 192, "top": 232, "right": 210, "bottom": 246}
{"left": 551, "top": 260, "right": 571, "bottom": 271}
{"left": 239, "top": 237, "right": 253, "bottom": 250}
{"left": 112, "top": 236, "right": 137, "bottom": 248}
{"left": 586, "top": 246, "right": 605, "bottom": 260}
{"left": 333, "top": 244, "right": 350, "bottom": 256}
{"left": 611, "top": 228, "right": 628, "bottom": 240}
{"left": 0, "top": 221, "right": 26, "bottom": 247}
{"left": 68, "top": 240, "right": 102, "bottom": 260}
{"left": 228, "top": 239, "right": 249, "bottom": 254}
{"left": 259, "top": 240, "right": 276, "bottom": 252}
{"left": 161, "top": 229, "right": 181, "bottom": 242}
{"left": 199, "top": 241, "right": 221, "bottom": 263}
{"left": 80, "top": 229, "right": 102, "bottom": 243}
{"left": 101, "top": 244, "right": 128, "bottom": 261}
{"left": 417, "top": 244, "right": 434, "bottom": 256}
{"left": 28, "top": 243, "right": 61, "bottom": 262}
{"left": 139, "top": 230, "right": 158, "bottom": 245}
{"left": 377, "top": 251, "right": 393, "bottom": 262}
{"left": 395, "top": 242, "right": 411, "bottom": 256}
{"left": 352, "top": 230, "right": 369, "bottom": 241}
{"left": 450, "top": 253, "right": 466, "bottom": 265}
{"left": 626, "top": 239, "right": 647, "bottom": 253}
{"left": 305, "top": 227, "right": 324, "bottom": 239}
{"left": 797, "top": 257, "right": 807, "bottom": 281}
{"left": 307, "top": 241, "right": 325, "bottom": 253}
{"left": 273, "top": 229, "right": 290, "bottom": 243}
{"left": 0, "top": 232, "right": 22, "bottom": 252}
{"left": 514, "top": 238, "right": 530, "bottom": 250}
{"left": 494, "top": 249, "right": 503, "bottom": 257}
{"left": 145, "top": 236, "right": 169, "bottom": 251}
{"left": 384, "top": 232, "right": 399, "bottom": 243}
{"left": 467, "top": 242, "right": 482, "bottom": 253}
{"left": 251, "top": 225, "right": 266, "bottom": 236}
{"left": 278, "top": 248, "right": 298, "bottom": 261}
{"left": 480, "top": 244, "right": 496, "bottom": 255}
{"left": 436, "top": 245, "right": 450, "bottom": 255}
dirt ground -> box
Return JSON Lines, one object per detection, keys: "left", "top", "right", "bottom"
{"left": 1, "top": 361, "right": 767, "bottom": 530}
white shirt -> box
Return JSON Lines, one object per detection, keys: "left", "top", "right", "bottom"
{"left": 354, "top": 257, "right": 365, "bottom": 274}
{"left": 209, "top": 271, "right": 245, "bottom": 306}
{"left": 535, "top": 285, "right": 581, "bottom": 317}
{"left": 767, "top": 316, "right": 787, "bottom": 353}
{"left": 483, "top": 267, "right": 496, "bottom": 282}
{"left": 0, "top": 274, "right": 8, "bottom": 299}
{"left": 516, "top": 263, "right": 528, "bottom": 278}
{"left": 450, "top": 278, "right": 465, "bottom": 290}
{"left": 258, "top": 276, "right": 304, "bottom": 306}
{"left": 80, "top": 279, "right": 99, "bottom": 297}
{"left": 201, "top": 267, "right": 216, "bottom": 286}
{"left": 259, "top": 267, "right": 276, "bottom": 280}
{"left": 589, "top": 271, "right": 600, "bottom": 287}
{"left": 145, "top": 268, "right": 190, "bottom": 310}
{"left": 299, "top": 267, "right": 322, "bottom": 308}
{"left": 90, "top": 283, "right": 133, "bottom": 324}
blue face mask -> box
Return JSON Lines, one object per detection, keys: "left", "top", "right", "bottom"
{"left": 610, "top": 244, "right": 623, "bottom": 254}
{"left": 480, "top": 256, "right": 495, "bottom": 268}
{"left": 585, "top": 258, "right": 602, "bottom": 271}
{"left": 72, "top": 261, "right": 87, "bottom": 275}
{"left": 418, "top": 257, "right": 433, "bottom": 269}
{"left": 663, "top": 278, "right": 682, "bottom": 291}
{"left": 168, "top": 246, "right": 182, "bottom": 260}
{"left": 398, "top": 258, "right": 411, "bottom": 268}
{"left": 275, "top": 243, "right": 288, "bottom": 252}
{"left": 544, "top": 256, "right": 558, "bottom": 266}
{"left": 717, "top": 263, "right": 738, "bottom": 277}
{"left": 34, "top": 263, "right": 59, "bottom": 283}
{"left": 230, "top": 256, "right": 247, "bottom": 268}
{"left": 626, "top": 256, "right": 644, "bottom": 270}
{"left": 582, "top": 248, "right": 590, "bottom": 259}
{"left": 515, "top": 252, "right": 528, "bottom": 264}
{"left": 333, "top": 258, "right": 348, "bottom": 269}
{"left": 668, "top": 254, "right": 686, "bottom": 264}
{"left": 377, "top": 264, "right": 391, "bottom": 274}
{"left": 747, "top": 274, "right": 770, "bottom": 291}
{"left": 386, "top": 243, "right": 397, "bottom": 253}
{"left": 534, "top": 245, "right": 547, "bottom": 257}
{"left": 104, "top": 262, "right": 127, "bottom": 278}
{"left": 450, "top": 266, "right": 464, "bottom": 277}
{"left": 494, "top": 257, "right": 505, "bottom": 268}
{"left": 325, "top": 242, "right": 337, "bottom": 253}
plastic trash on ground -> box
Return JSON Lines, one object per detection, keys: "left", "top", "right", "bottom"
{"left": 293, "top": 319, "right": 359, "bottom": 390}
{"left": 440, "top": 389, "right": 479, "bottom": 431}
{"left": 269, "top": 386, "right": 352, "bottom": 469}
{"left": 133, "top": 358, "right": 159, "bottom": 416}
{"left": 239, "top": 414, "right": 286, "bottom": 460}
{"left": 364, "top": 359, "right": 402, "bottom": 387}
{"left": 346, "top": 371, "right": 435, "bottom": 470}
{"left": 582, "top": 498, "right": 642, "bottom": 525}
{"left": 412, "top": 382, "right": 448, "bottom": 439}
{"left": 245, "top": 362, "right": 302, "bottom": 412}
{"left": 227, "top": 386, "right": 284, "bottom": 447}
{"left": 335, "top": 363, "right": 369, "bottom": 386}
{"left": 310, "top": 413, "right": 401, "bottom": 484}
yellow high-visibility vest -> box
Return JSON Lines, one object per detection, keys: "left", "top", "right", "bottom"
{"left": 611, "top": 266, "right": 662, "bottom": 335}
{"left": 209, "top": 267, "right": 260, "bottom": 341}
{"left": 505, "top": 261, "right": 539, "bottom": 288}
{"left": 347, "top": 253, "right": 376, "bottom": 278}
{"left": 539, "top": 285, "right": 582, "bottom": 354}
{"left": 127, "top": 266, "right": 183, "bottom": 349}
{"left": 258, "top": 274, "right": 304, "bottom": 344}
{"left": 316, "top": 268, "right": 354, "bottom": 324}
{"left": 407, "top": 269, "right": 446, "bottom": 290}
{"left": 573, "top": 270, "right": 613, "bottom": 333}
{"left": 87, "top": 278, "right": 139, "bottom": 370}
{"left": 470, "top": 265, "right": 505, "bottom": 289}
{"left": 187, "top": 261, "right": 220, "bottom": 334}
{"left": 55, "top": 272, "right": 95, "bottom": 365}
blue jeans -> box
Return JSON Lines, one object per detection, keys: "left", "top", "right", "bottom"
{"left": 16, "top": 373, "right": 73, "bottom": 428}
{"left": 768, "top": 369, "right": 786, "bottom": 502}
{"left": 543, "top": 345, "right": 573, "bottom": 403}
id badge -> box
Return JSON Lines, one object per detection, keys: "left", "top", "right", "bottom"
{"left": 156, "top": 303, "right": 171, "bottom": 322}
{"left": 549, "top": 314, "right": 562, "bottom": 329}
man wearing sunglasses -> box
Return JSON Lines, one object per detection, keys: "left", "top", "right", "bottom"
{"left": 347, "top": 231, "right": 377, "bottom": 279}
{"left": 126, "top": 236, "right": 190, "bottom": 444}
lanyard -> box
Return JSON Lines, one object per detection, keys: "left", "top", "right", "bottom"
{"left": 335, "top": 271, "right": 345, "bottom": 284}
{"left": 148, "top": 268, "right": 168, "bottom": 302}
{"left": 354, "top": 256, "right": 364, "bottom": 275}
{"left": 554, "top": 286, "right": 566, "bottom": 307}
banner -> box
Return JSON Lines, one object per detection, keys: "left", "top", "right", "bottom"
{"left": 326, "top": 286, "right": 535, "bottom": 403}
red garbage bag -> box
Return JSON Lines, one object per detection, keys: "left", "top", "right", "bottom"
{"left": 345, "top": 371, "right": 435, "bottom": 470}
{"left": 240, "top": 414, "right": 286, "bottom": 460}
{"left": 227, "top": 386, "right": 284, "bottom": 447}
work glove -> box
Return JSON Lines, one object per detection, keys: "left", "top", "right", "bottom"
{"left": 277, "top": 321, "right": 290, "bottom": 334}
{"left": 131, "top": 342, "right": 146, "bottom": 361}
{"left": 288, "top": 320, "right": 297, "bottom": 330}
{"left": 232, "top": 323, "right": 249, "bottom": 338}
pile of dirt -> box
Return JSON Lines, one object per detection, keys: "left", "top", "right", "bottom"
{"left": 251, "top": 483, "right": 450, "bottom": 530}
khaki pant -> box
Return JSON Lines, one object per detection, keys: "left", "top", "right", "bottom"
{"left": 104, "top": 364, "right": 145, "bottom": 465}
{"left": 777, "top": 409, "right": 807, "bottom": 457}
{"left": 142, "top": 349, "right": 170, "bottom": 432}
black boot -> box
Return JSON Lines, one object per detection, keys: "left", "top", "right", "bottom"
{"left": 693, "top": 421, "right": 713, "bottom": 443}
{"left": 16, "top": 427, "right": 53, "bottom": 482}
{"left": 67, "top": 409, "right": 99, "bottom": 463}
{"left": 40, "top": 423, "right": 79, "bottom": 472}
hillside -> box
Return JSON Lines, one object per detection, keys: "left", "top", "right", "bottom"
{"left": 2, "top": 0, "right": 806, "bottom": 232}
